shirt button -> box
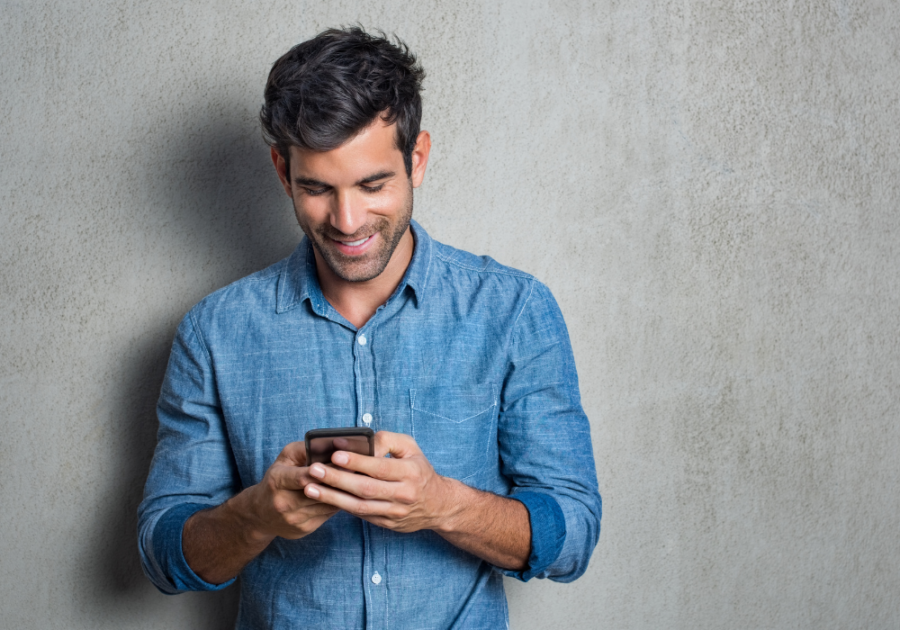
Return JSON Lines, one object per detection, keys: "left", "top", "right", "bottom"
{"left": 371, "top": 572, "right": 382, "bottom": 585}
{"left": 362, "top": 413, "right": 373, "bottom": 425}
{"left": 358, "top": 334, "right": 367, "bottom": 346}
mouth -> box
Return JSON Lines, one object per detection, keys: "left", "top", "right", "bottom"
{"left": 331, "top": 233, "right": 376, "bottom": 255}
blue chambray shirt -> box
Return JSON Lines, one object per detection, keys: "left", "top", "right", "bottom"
{"left": 138, "top": 220, "right": 601, "bottom": 629}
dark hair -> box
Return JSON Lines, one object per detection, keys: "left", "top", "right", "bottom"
{"left": 260, "top": 27, "right": 425, "bottom": 176}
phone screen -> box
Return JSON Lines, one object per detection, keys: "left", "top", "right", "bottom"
{"left": 306, "top": 428, "right": 374, "bottom": 465}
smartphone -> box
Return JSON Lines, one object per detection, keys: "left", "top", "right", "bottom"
{"left": 305, "top": 427, "right": 375, "bottom": 466}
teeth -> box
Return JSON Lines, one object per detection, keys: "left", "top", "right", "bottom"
{"left": 343, "top": 236, "right": 369, "bottom": 247}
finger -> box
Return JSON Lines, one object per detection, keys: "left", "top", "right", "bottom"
{"left": 270, "top": 462, "right": 315, "bottom": 491}
{"left": 308, "top": 461, "right": 399, "bottom": 498}
{"left": 274, "top": 441, "right": 308, "bottom": 466}
{"left": 279, "top": 499, "right": 340, "bottom": 517}
{"left": 373, "top": 431, "right": 423, "bottom": 459}
{"left": 328, "top": 450, "right": 407, "bottom": 482}
{"left": 277, "top": 509, "right": 339, "bottom": 541}
{"left": 268, "top": 485, "right": 339, "bottom": 522}
{"left": 305, "top": 481, "right": 393, "bottom": 518}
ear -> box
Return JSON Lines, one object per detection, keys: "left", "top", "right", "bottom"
{"left": 271, "top": 147, "right": 293, "bottom": 197}
{"left": 409, "top": 131, "right": 432, "bottom": 189}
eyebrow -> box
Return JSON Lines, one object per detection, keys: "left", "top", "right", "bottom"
{"left": 293, "top": 171, "right": 396, "bottom": 188}
{"left": 293, "top": 176, "right": 328, "bottom": 188}
{"left": 357, "top": 170, "right": 395, "bottom": 185}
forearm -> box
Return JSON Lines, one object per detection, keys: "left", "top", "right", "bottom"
{"left": 182, "top": 489, "right": 275, "bottom": 585}
{"left": 433, "top": 477, "right": 531, "bottom": 571}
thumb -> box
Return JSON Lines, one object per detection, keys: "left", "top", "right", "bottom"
{"left": 274, "top": 440, "right": 308, "bottom": 467}
{"left": 374, "top": 430, "right": 422, "bottom": 459}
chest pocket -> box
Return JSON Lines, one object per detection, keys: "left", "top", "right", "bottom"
{"left": 410, "top": 386, "right": 497, "bottom": 482}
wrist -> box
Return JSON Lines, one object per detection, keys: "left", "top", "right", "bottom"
{"left": 225, "top": 486, "right": 276, "bottom": 548}
{"left": 430, "top": 476, "right": 469, "bottom": 535}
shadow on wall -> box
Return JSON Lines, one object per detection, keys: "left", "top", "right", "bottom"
{"left": 78, "top": 105, "right": 299, "bottom": 627}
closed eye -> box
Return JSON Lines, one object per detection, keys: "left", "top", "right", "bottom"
{"left": 361, "top": 183, "right": 385, "bottom": 193}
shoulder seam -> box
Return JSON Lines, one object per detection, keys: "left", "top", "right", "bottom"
{"left": 237, "top": 263, "right": 283, "bottom": 284}
{"left": 432, "top": 248, "right": 534, "bottom": 279}
{"left": 510, "top": 279, "right": 537, "bottom": 344}
{"left": 187, "top": 309, "right": 213, "bottom": 365}
{"left": 193, "top": 258, "right": 286, "bottom": 313}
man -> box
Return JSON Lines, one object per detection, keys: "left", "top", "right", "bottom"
{"left": 139, "top": 27, "right": 601, "bottom": 629}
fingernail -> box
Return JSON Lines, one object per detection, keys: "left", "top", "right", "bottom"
{"left": 333, "top": 452, "right": 349, "bottom": 465}
{"left": 306, "top": 485, "right": 320, "bottom": 499}
{"left": 310, "top": 464, "right": 325, "bottom": 478}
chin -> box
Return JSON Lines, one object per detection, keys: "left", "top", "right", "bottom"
{"left": 325, "top": 253, "right": 391, "bottom": 283}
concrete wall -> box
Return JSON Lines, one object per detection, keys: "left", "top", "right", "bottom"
{"left": 2, "top": 1, "right": 898, "bottom": 628}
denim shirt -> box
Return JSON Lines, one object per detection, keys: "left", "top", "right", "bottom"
{"left": 138, "top": 221, "right": 601, "bottom": 629}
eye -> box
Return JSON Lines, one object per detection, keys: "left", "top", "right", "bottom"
{"left": 302, "top": 187, "right": 329, "bottom": 196}
{"left": 361, "top": 183, "right": 385, "bottom": 194}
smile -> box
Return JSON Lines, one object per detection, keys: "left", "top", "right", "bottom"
{"left": 331, "top": 233, "right": 376, "bottom": 255}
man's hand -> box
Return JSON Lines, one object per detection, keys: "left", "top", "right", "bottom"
{"left": 304, "top": 431, "right": 451, "bottom": 532}
{"left": 303, "top": 431, "right": 532, "bottom": 570}
{"left": 242, "top": 441, "right": 340, "bottom": 540}
{"left": 183, "top": 441, "right": 339, "bottom": 584}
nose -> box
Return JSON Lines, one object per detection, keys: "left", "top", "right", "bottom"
{"left": 330, "top": 189, "right": 367, "bottom": 236}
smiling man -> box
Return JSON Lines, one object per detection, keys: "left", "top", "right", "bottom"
{"left": 277, "top": 117, "right": 422, "bottom": 327}
{"left": 138, "top": 27, "right": 601, "bottom": 629}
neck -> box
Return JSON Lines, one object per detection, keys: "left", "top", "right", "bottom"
{"left": 314, "top": 228, "right": 414, "bottom": 329}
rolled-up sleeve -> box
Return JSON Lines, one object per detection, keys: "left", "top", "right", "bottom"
{"left": 499, "top": 281, "right": 602, "bottom": 582}
{"left": 137, "top": 310, "right": 240, "bottom": 594}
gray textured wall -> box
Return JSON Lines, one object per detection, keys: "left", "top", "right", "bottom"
{"left": 2, "top": 1, "right": 899, "bottom": 628}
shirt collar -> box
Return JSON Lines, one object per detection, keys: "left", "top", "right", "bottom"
{"left": 402, "top": 219, "right": 432, "bottom": 304}
{"left": 276, "top": 219, "right": 432, "bottom": 315}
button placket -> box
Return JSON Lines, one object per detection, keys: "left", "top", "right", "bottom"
{"left": 356, "top": 331, "right": 374, "bottom": 429}
{"left": 354, "top": 327, "right": 382, "bottom": 628}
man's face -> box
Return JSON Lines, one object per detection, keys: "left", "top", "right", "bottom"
{"left": 274, "top": 119, "right": 430, "bottom": 285}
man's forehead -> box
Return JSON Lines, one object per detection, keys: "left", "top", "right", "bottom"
{"left": 288, "top": 118, "right": 403, "bottom": 180}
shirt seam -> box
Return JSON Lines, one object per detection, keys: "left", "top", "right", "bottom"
{"left": 187, "top": 309, "right": 213, "bottom": 365}
{"left": 509, "top": 279, "right": 537, "bottom": 348}
{"left": 432, "top": 249, "right": 534, "bottom": 279}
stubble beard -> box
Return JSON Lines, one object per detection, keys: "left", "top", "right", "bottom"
{"left": 300, "top": 191, "right": 414, "bottom": 283}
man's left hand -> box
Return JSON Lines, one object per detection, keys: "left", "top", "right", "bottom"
{"left": 305, "top": 430, "right": 531, "bottom": 570}
{"left": 303, "top": 430, "right": 458, "bottom": 533}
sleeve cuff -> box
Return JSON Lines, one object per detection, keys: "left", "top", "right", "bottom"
{"left": 505, "top": 491, "right": 567, "bottom": 581}
{"left": 153, "top": 503, "right": 237, "bottom": 592}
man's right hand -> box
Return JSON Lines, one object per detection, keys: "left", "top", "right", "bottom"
{"left": 183, "top": 441, "right": 339, "bottom": 585}
{"left": 243, "top": 440, "right": 341, "bottom": 541}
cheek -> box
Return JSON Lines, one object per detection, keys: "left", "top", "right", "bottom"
{"left": 369, "top": 196, "right": 398, "bottom": 214}
{"left": 372, "top": 186, "right": 411, "bottom": 215}
{"left": 292, "top": 197, "right": 328, "bottom": 226}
